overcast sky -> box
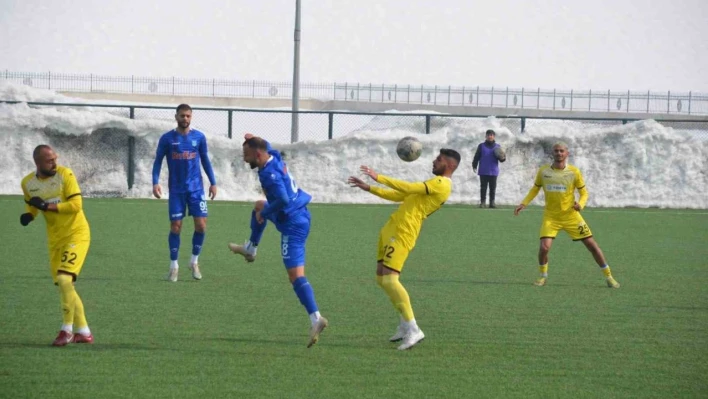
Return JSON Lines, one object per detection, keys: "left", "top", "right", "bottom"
{"left": 1, "top": 0, "right": 706, "bottom": 92}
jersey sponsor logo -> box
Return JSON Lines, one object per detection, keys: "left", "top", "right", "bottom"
{"left": 546, "top": 184, "right": 567, "bottom": 192}
{"left": 171, "top": 151, "right": 197, "bottom": 160}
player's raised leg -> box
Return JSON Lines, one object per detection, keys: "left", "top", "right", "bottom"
{"left": 581, "top": 237, "right": 620, "bottom": 288}
{"left": 228, "top": 200, "right": 267, "bottom": 262}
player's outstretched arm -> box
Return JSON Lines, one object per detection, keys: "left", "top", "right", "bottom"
{"left": 359, "top": 166, "right": 427, "bottom": 194}
{"left": 348, "top": 176, "right": 370, "bottom": 192}
{"left": 349, "top": 175, "right": 406, "bottom": 202}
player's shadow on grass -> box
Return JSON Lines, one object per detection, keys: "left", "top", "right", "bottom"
{"left": 0, "top": 342, "right": 169, "bottom": 351}
{"left": 411, "top": 278, "right": 540, "bottom": 286}
{"left": 210, "top": 336, "right": 304, "bottom": 347}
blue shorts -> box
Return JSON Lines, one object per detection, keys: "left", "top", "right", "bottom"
{"left": 269, "top": 208, "right": 310, "bottom": 269}
{"left": 168, "top": 191, "right": 208, "bottom": 221}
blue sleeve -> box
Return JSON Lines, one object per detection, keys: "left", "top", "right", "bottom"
{"left": 152, "top": 136, "right": 167, "bottom": 185}
{"left": 199, "top": 136, "right": 217, "bottom": 185}
{"left": 260, "top": 178, "right": 289, "bottom": 219}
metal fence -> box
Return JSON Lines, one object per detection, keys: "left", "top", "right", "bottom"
{"left": 3, "top": 70, "right": 707, "bottom": 115}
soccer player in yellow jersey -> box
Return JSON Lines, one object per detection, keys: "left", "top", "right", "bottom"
{"left": 514, "top": 142, "right": 620, "bottom": 288}
{"left": 348, "top": 148, "right": 461, "bottom": 350}
{"left": 20, "top": 145, "right": 94, "bottom": 346}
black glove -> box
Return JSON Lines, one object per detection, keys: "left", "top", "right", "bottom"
{"left": 27, "top": 196, "right": 48, "bottom": 211}
{"left": 20, "top": 213, "right": 34, "bottom": 226}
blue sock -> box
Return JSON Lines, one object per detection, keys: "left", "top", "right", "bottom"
{"left": 292, "top": 276, "right": 319, "bottom": 314}
{"left": 249, "top": 210, "right": 267, "bottom": 246}
{"left": 192, "top": 231, "right": 205, "bottom": 255}
{"left": 168, "top": 232, "right": 180, "bottom": 261}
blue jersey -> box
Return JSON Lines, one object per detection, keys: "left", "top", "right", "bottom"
{"left": 152, "top": 129, "right": 216, "bottom": 194}
{"left": 258, "top": 142, "right": 311, "bottom": 222}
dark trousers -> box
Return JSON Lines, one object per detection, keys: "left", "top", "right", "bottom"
{"left": 480, "top": 175, "right": 498, "bottom": 203}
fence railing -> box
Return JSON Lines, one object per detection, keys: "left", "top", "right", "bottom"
{"left": 3, "top": 70, "right": 707, "bottom": 115}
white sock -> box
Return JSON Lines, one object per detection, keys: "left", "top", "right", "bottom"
{"left": 309, "top": 311, "right": 321, "bottom": 326}
{"left": 61, "top": 324, "right": 73, "bottom": 333}
{"left": 190, "top": 255, "right": 199, "bottom": 265}
{"left": 404, "top": 319, "right": 418, "bottom": 331}
{"left": 246, "top": 240, "right": 258, "bottom": 255}
{"left": 170, "top": 260, "right": 178, "bottom": 270}
{"left": 76, "top": 326, "right": 91, "bottom": 336}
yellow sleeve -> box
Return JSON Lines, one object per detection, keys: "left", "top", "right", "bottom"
{"left": 521, "top": 169, "right": 543, "bottom": 205}
{"left": 57, "top": 168, "right": 83, "bottom": 214}
{"left": 57, "top": 194, "right": 82, "bottom": 214}
{"left": 62, "top": 168, "right": 82, "bottom": 198}
{"left": 21, "top": 178, "right": 39, "bottom": 217}
{"left": 575, "top": 169, "right": 588, "bottom": 209}
{"left": 375, "top": 174, "right": 427, "bottom": 195}
{"left": 369, "top": 186, "right": 406, "bottom": 202}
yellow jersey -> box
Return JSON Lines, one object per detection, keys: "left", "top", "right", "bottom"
{"left": 521, "top": 164, "right": 588, "bottom": 219}
{"left": 21, "top": 166, "right": 90, "bottom": 247}
{"left": 370, "top": 174, "right": 452, "bottom": 246}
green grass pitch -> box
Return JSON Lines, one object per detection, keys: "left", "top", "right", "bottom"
{"left": 0, "top": 196, "right": 706, "bottom": 398}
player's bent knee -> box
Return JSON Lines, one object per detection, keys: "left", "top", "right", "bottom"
{"left": 254, "top": 200, "right": 266, "bottom": 211}
{"left": 170, "top": 221, "right": 182, "bottom": 234}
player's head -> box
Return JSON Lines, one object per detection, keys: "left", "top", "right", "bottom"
{"left": 33, "top": 144, "right": 58, "bottom": 177}
{"left": 242, "top": 136, "right": 269, "bottom": 169}
{"left": 485, "top": 129, "right": 496, "bottom": 142}
{"left": 433, "top": 148, "right": 461, "bottom": 176}
{"left": 175, "top": 104, "right": 192, "bottom": 130}
{"left": 552, "top": 141, "right": 569, "bottom": 163}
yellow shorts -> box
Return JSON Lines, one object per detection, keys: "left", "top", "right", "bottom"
{"left": 377, "top": 222, "right": 413, "bottom": 272}
{"left": 50, "top": 240, "right": 90, "bottom": 283}
{"left": 539, "top": 213, "right": 592, "bottom": 241}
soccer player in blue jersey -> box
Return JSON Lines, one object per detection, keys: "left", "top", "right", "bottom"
{"left": 152, "top": 104, "right": 217, "bottom": 282}
{"left": 228, "top": 133, "right": 328, "bottom": 348}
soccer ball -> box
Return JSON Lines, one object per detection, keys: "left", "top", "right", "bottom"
{"left": 494, "top": 146, "right": 506, "bottom": 161}
{"left": 396, "top": 136, "right": 423, "bottom": 162}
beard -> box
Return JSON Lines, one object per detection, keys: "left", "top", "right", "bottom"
{"left": 249, "top": 161, "right": 258, "bottom": 169}
{"left": 40, "top": 167, "right": 57, "bottom": 177}
{"left": 178, "top": 121, "right": 190, "bottom": 129}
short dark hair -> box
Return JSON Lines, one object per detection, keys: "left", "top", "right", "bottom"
{"left": 243, "top": 136, "right": 268, "bottom": 151}
{"left": 176, "top": 104, "right": 192, "bottom": 113}
{"left": 440, "top": 148, "right": 461, "bottom": 164}
{"left": 485, "top": 129, "right": 496, "bottom": 136}
{"left": 33, "top": 144, "right": 52, "bottom": 161}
